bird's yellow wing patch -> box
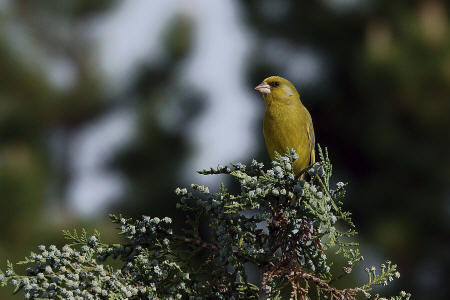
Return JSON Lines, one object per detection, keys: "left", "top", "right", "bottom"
{"left": 306, "top": 117, "right": 315, "bottom": 165}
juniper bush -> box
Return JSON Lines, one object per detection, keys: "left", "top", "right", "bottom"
{"left": 0, "top": 147, "right": 410, "bottom": 299}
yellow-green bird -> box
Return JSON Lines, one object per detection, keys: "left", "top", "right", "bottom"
{"left": 254, "top": 76, "right": 315, "bottom": 176}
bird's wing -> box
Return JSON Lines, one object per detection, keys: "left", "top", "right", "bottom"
{"left": 305, "top": 110, "right": 315, "bottom": 165}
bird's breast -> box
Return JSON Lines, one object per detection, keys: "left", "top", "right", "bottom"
{"left": 263, "top": 103, "right": 310, "bottom": 170}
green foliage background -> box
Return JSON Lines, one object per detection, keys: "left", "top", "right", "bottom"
{"left": 0, "top": 1, "right": 449, "bottom": 299}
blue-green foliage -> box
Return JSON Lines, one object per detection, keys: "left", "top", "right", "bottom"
{"left": 0, "top": 147, "right": 410, "bottom": 299}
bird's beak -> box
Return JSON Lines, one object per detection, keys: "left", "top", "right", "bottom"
{"left": 254, "top": 82, "right": 271, "bottom": 94}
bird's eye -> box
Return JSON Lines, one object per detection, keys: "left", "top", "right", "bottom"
{"left": 271, "top": 81, "right": 280, "bottom": 87}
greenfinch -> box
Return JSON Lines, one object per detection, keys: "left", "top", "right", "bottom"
{"left": 255, "top": 76, "right": 315, "bottom": 176}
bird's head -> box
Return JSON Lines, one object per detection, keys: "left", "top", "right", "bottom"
{"left": 254, "top": 76, "right": 300, "bottom": 104}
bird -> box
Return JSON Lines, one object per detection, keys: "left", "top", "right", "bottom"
{"left": 254, "top": 76, "right": 315, "bottom": 176}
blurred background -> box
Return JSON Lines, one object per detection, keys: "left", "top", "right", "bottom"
{"left": 0, "top": 0, "right": 449, "bottom": 298}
